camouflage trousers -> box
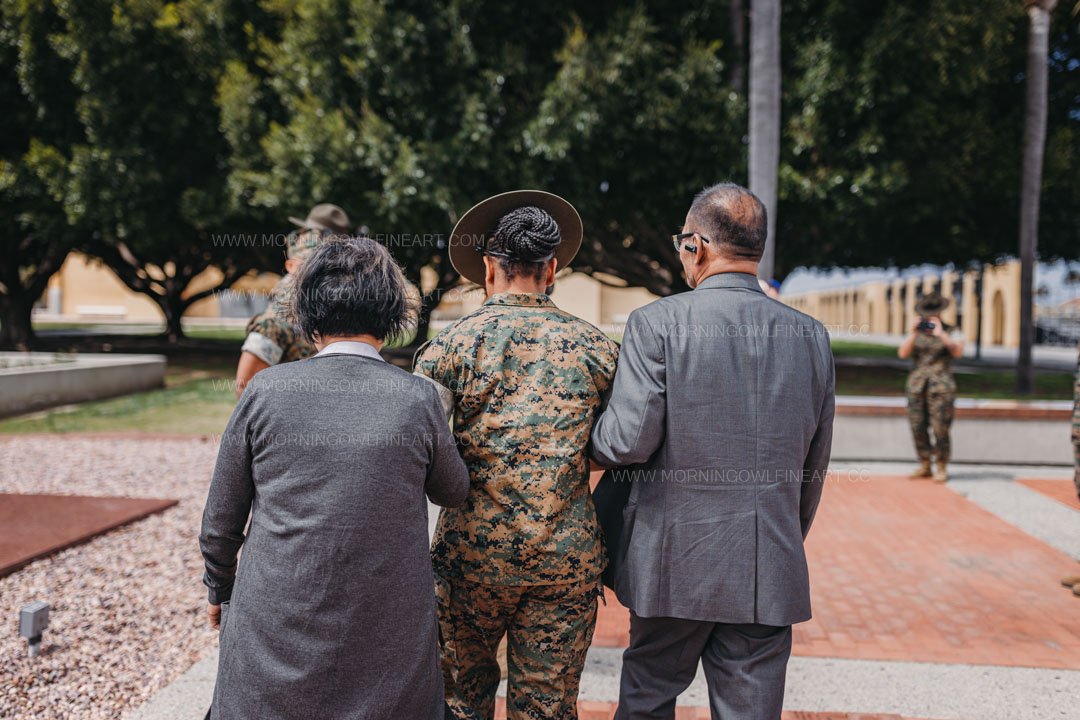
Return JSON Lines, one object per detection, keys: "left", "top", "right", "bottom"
{"left": 435, "top": 573, "right": 600, "bottom": 720}
{"left": 906, "top": 385, "right": 956, "bottom": 463}
{"left": 1072, "top": 419, "right": 1079, "bottom": 503}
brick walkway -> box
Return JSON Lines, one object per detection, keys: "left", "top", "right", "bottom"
{"left": 1017, "top": 477, "right": 1080, "bottom": 511}
{"left": 494, "top": 698, "right": 928, "bottom": 719}
{"left": 593, "top": 474, "right": 1080, "bottom": 669}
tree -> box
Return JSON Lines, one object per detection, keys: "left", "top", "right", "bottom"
{"left": 749, "top": 0, "right": 781, "bottom": 280}
{"left": 1016, "top": 0, "right": 1059, "bottom": 393}
{"left": 7, "top": 0, "right": 274, "bottom": 341}
{"left": 777, "top": 1, "right": 1077, "bottom": 276}
{"left": 0, "top": 0, "right": 81, "bottom": 349}
{"left": 217, "top": 1, "right": 747, "bottom": 333}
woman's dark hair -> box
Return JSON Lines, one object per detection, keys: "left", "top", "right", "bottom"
{"left": 290, "top": 237, "right": 417, "bottom": 343}
{"left": 486, "top": 206, "right": 561, "bottom": 281}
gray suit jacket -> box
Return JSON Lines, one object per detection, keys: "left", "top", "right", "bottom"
{"left": 590, "top": 272, "right": 835, "bottom": 626}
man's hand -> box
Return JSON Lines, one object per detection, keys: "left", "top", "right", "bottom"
{"left": 207, "top": 603, "right": 222, "bottom": 630}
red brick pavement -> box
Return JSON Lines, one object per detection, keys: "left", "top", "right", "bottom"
{"left": 592, "top": 474, "right": 1080, "bottom": 669}
{"left": 494, "top": 698, "right": 925, "bottom": 719}
{"left": 1017, "top": 477, "right": 1080, "bottom": 511}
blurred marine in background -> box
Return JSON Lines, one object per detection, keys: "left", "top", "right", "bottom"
{"left": 898, "top": 292, "right": 964, "bottom": 482}
{"left": 233, "top": 204, "right": 351, "bottom": 396}
{"left": 1063, "top": 346, "right": 1080, "bottom": 598}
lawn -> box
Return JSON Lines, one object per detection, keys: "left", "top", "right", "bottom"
{"left": 0, "top": 358, "right": 236, "bottom": 435}
{"left": 830, "top": 340, "right": 904, "bottom": 360}
{"left": 0, "top": 339, "right": 1071, "bottom": 436}
{"left": 836, "top": 365, "right": 1073, "bottom": 399}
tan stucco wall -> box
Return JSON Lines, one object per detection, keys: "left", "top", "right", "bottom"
{"left": 43, "top": 252, "right": 289, "bottom": 323}
{"left": 782, "top": 261, "right": 1022, "bottom": 348}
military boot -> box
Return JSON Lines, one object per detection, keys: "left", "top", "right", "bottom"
{"left": 1062, "top": 575, "right": 1080, "bottom": 589}
{"left": 932, "top": 456, "right": 949, "bottom": 483}
{"left": 910, "top": 460, "right": 932, "bottom": 479}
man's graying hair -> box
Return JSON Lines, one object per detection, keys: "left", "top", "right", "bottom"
{"left": 487, "top": 206, "right": 561, "bottom": 281}
{"left": 290, "top": 236, "right": 417, "bottom": 343}
{"left": 688, "top": 183, "right": 768, "bottom": 260}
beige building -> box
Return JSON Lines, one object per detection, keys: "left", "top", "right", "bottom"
{"left": 40, "top": 252, "right": 1029, "bottom": 348}
{"left": 38, "top": 252, "right": 289, "bottom": 324}
{"left": 783, "top": 260, "right": 1023, "bottom": 347}
{"left": 37, "top": 252, "right": 657, "bottom": 332}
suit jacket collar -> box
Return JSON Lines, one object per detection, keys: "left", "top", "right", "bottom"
{"left": 694, "top": 272, "right": 765, "bottom": 293}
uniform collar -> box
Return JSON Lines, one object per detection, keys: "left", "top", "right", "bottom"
{"left": 483, "top": 292, "right": 555, "bottom": 309}
{"left": 694, "top": 272, "right": 766, "bottom": 293}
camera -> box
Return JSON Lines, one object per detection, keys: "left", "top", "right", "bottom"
{"left": 916, "top": 320, "right": 936, "bottom": 333}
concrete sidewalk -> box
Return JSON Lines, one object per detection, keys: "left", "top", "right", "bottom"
{"left": 126, "top": 462, "right": 1080, "bottom": 720}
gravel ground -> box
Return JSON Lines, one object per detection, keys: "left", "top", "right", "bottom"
{"left": 0, "top": 436, "right": 220, "bottom": 720}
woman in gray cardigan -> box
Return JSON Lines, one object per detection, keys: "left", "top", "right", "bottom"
{"left": 199, "top": 237, "right": 469, "bottom": 720}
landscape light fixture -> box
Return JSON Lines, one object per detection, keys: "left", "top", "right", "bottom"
{"left": 19, "top": 601, "right": 50, "bottom": 658}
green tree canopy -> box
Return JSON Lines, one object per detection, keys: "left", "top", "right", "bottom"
{"left": 2, "top": 0, "right": 1076, "bottom": 349}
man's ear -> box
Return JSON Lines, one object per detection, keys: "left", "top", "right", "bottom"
{"left": 693, "top": 241, "right": 709, "bottom": 270}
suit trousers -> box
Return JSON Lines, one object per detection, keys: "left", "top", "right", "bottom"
{"left": 615, "top": 612, "right": 792, "bottom": 720}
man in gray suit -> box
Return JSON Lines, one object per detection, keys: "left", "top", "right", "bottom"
{"left": 590, "top": 183, "right": 835, "bottom": 720}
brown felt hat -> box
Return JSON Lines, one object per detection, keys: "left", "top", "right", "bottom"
{"left": 915, "top": 291, "right": 950, "bottom": 316}
{"left": 288, "top": 203, "right": 352, "bottom": 236}
{"left": 448, "top": 190, "right": 583, "bottom": 286}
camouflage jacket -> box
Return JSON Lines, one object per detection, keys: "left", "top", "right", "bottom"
{"left": 906, "top": 332, "right": 957, "bottom": 394}
{"left": 414, "top": 292, "right": 619, "bottom": 586}
{"left": 240, "top": 274, "right": 316, "bottom": 365}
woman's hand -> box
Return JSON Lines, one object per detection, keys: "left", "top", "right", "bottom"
{"left": 208, "top": 603, "right": 221, "bottom": 629}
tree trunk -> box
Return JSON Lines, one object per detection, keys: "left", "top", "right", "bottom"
{"left": 749, "top": 0, "right": 781, "bottom": 281}
{"left": 162, "top": 304, "right": 186, "bottom": 343}
{"left": 1016, "top": 0, "right": 1057, "bottom": 394}
{"left": 0, "top": 295, "right": 35, "bottom": 351}
{"left": 729, "top": 0, "right": 746, "bottom": 94}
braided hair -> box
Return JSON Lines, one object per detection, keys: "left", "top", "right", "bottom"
{"left": 486, "top": 206, "right": 561, "bottom": 281}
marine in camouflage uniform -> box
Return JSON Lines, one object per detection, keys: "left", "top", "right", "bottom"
{"left": 1061, "top": 345, "right": 1080, "bottom": 597}
{"left": 1073, "top": 346, "right": 1079, "bottom": 503}
{"left": 239, "top": 204, "right": 351, "bottom": 370}
{"left": 903, "top": 292, "right": 963, "bottom": 482}
{"left": 415, "top": 196, "right": 618, "bottom": 720}
{"left": 905, "top": 330, "right": 957, "bottom": 473}
{"left": 240, "top": 272, "right": 316, "bottom": 365}
{"left": 415, "top": 293, "right": 618, "bottom": 720}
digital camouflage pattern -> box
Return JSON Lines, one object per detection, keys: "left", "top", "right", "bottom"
{"left": 240, "top": 274, "right": 316, "bottom": 366}
{"left": 905, "top": 332, "right": 957, "bottom": 463}
{"left": 286, "top": 229, "right": 322, "bottom": 260}
{"left": 1073, "top": 345, "right": 1079, "bottom": 502}
{"left": 435, "top": 574, "right": 598, "bottom": 720}
{"left": 414, "top": 292, "right": 619, "bottom": 587}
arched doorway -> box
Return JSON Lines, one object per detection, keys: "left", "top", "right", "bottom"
{"left": 991, "top": 290, "right": 1005, "bottom": 346}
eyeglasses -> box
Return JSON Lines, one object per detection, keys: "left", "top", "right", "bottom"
{"left": 671, "top": 232, "right": 711, "bottom": 253}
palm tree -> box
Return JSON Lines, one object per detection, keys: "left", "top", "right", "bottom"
{"left": 1016, "top": 0, "right": 1059, "bottom": 394}
{"left": 749, "top": 0, "right": 781, "bottom": 280}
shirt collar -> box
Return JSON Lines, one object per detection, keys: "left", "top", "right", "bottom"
{"left": 483, "top": 292, "right": 556, "bottom": 309}
{"left": 694, "top": 272, "right": 766, "bottom": 293}
{"left": 315, "top": 340, "right": 385, "bottom": 362}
